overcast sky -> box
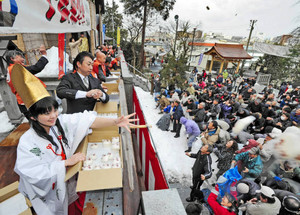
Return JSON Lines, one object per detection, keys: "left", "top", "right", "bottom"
{"left": 108, "top": 0, "right": 300, "bottom": 38}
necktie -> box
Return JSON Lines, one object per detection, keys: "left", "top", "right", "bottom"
{"left": 83, "top": 77, "right": 89, "bottom": 88}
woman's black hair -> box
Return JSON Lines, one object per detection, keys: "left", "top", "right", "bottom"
{"left": 73, "top": 51, "right": 94, "bottom": 71}
{"left": 29, "top": 97, "right": 68, "bottom": 152}
{"left": 228, "top": 139, "right": 238, "bottom": 153}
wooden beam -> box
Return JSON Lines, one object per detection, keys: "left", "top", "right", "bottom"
{"left": 219, "top": 60, "right": 224, "bottom": 74}
{"left": 235, "top": 61, "right": 241, "bottom": 74}
{"left": 209, "top": 55, "right": 214, "bottom": 73}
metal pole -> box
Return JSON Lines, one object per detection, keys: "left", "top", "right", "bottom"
{"left": 188, "top": 28, "right": 196, "bottom": 68}
{"left": 240, "top": 20, "right": 257, "bottom": 72}
{"left": 173, "top": 15, "right": 179, "bottom": 56}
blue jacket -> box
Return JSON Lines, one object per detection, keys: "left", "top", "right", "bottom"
{"left": 173, "top": 104, "right": 184, "bottom": 120}
{"left": 291, "top": 111, "right": 300, "bottom": 125}
{"left": 163, "top": 105, "right": 175, "bottom": 113}
{"left": 234, "top": 152, "right": 263, "bottom": 178}
{"left": 180, "top": 117, "right": 200, "bottom": 136}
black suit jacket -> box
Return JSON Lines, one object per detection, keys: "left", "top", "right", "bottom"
{"left": 25, "top": 56, "right": 48, "bottom": 74}
{"left": 56, "top": 72, "right": 109, "bottom": 114}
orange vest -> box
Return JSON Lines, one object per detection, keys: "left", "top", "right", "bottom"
{"left": 110, "top": 58, "right": 118, "bottom": 69}
{"left": 93, "top": 60, "right": 106, "bottom": 77}
{"left": 6, "top": 64, "right": 47, "bottom": 105}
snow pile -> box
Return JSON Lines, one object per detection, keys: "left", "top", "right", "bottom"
{"left": 134, "top": 87, "right": 218, "bottom": 185}
{"left": 36, "top": 46, "right": 73, "bottom": 78}
{"left": 0, "top": 111, "right": 15, "bottom": 133}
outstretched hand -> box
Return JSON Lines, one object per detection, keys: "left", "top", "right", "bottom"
{"left": 115, "top": 112, "right": 138, "bottom": 133}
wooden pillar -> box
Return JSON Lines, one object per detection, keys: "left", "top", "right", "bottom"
{"left": 99, "top": 5, "right": 103, "bottom": 46}
{"left": 235, "top": 61, "right": 241, "bottom": 74}
{"left": 219, "top": 60, "right": 224, "bottom": 74}
{"left": 89, "top": 0, "right": 96, "bottom": 55}
{"left": 209, "top": 55, "right": 214, "bottom": 73}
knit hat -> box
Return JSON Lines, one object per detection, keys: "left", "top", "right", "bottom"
{"left": 248, "top": 147, "right": 259, "bottom": 155}
{"left": 256, "top": 186, "right": 275, "bottom": 198}
{"left": 237, "top": 183, "right": 250, "bottom": 194}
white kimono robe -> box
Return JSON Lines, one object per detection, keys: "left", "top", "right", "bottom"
{"left": 14, "top": 111, "right": 97, "bottom": 215}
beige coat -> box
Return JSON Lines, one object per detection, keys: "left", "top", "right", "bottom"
{"left": 69, "top": 39, "right": 81, "bottom": 61}
{"left": 201, "top": 127, "right": 221, "bottom": 146}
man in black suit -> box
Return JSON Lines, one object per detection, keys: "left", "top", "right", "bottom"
{"left": 56, "top": 52, "right": 109, "bottom": 114}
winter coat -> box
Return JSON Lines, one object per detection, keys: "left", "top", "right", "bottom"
{"left": 220, "top": 103, "right": 232, "bottom": 118}
{"left": 158, "top": 97, "right": 170, "bottom": 111}
{"left": 218, "top": 129, "right": 231, "bottom": 145}
{"left": 210, "top": 104, "right": 221, "bottom": 118}
{"left": 163, "top": 105, "right": 175, "bottom": 113}
{"left": 154, "top": 79, "right": 161, "bottom": 93}
{"left": 244, "top": 197, "right": 281, "bottom": 215}
{"left": 183, "top": 101, "right": 197, "bottom": 115}
{"left": 168, "top": 92, "right": 180, "bottom": 102}
{"left": 236, "top": 179, "right": 260, "bottom": 202}
{"left": 190, "top": 151, "right": 212, "bottom": 179}
{"left": 199, "top": 81, "right": 206, "bottom": 89}
{"left": 201, "top": 127, "right": 221, "bottom": 146}
{"left": 192, "top": 108, "right": 207, "bottom": 123}
{"left": 234, "top": 152, "right": 263, "bottom": 178}
{"left": 207, "top": 192, "right": 236, "bottom": 215}
{"left": 215, "top": 146, "right": 235, "bottom": 172}
{"left": 156, "top": 113, "right": 171, "bottom": 131}
{"left": 248, "top": 102, "right": 263, "bottom": 113}
{"left": 173, "top": 104, "right": 184, "bottom": 120}
{"left": 291, "top": 111, "right": 300, "bottom": 126}
{"left": 272, "top": 118, "right": 292, "bottom": 132}
{"left": 180, "top": 117, "right": 200, "bottom": 136}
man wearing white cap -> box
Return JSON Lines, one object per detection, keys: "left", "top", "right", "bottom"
{"left": 239, "top": 185, "right": 281, "bottom": 215}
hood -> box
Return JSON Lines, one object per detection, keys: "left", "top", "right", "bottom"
{"left": 180, "top": 117, "right": 187, "bottom": 124}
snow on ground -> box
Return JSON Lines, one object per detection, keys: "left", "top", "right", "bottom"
{"left": 0, "top": 111, "right": 15, "bottom": 133}
{"left": 36, "top": 46, "right": 73, "bottom": 78}
{"left": 134, "top": 87, "right": 218, "bottom": 186}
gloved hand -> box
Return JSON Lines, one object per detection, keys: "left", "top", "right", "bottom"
{"left": 273, "top": 176, "right": 282, "bottom": 181}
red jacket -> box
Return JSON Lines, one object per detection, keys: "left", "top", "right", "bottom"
{"left": 207, "top": 192, "right": 236, "bottom": 215}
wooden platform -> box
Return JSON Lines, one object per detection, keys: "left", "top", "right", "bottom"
{"left": 0, "top": 123, "right": 30, "bottom": 188}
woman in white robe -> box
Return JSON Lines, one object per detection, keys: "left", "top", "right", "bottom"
{"left": 14, "top": 96, "right": 135, "bottom": 215}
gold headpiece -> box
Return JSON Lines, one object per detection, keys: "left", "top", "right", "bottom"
{"left": 11, "top": 64, "right": 50, "bottom": 109}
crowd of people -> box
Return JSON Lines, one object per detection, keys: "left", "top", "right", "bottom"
{"left": 155, "top": 69, "right": 300, "bottom": 214}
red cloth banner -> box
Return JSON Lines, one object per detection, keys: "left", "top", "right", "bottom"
{"left": 132, "top": 87, "right": 168, "bottom": 190}
{"left": 58, "top": 33, "right": 65, "bottom": 79}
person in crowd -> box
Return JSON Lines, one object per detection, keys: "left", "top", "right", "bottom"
{"left": 236, "top": 179, "right": 261, "bottom": 204}
{"left": 93, "top": 51, "right": 111, "bottom": 82}
{"left": 69, "top": 37, "right": 82, "bottom": 62}
{"left": 239, "top": 186, "right": 281, "bottom": 215}
{"left": 220, "top": 100, "right": 232, "bottom": 119}
{"left": 168, "top": 90, "right": 180, "bottom": 102}
{"left": 11, "top": 64, "right": 136, "bottom": 215}
{"left": 6, "top": 45, "right": 48, "bottom": 119}
{"left": 188, "top": 102, "right": 207, "bottom": 128}
{"left": 207, "top": 99, "right": 221, "bottom": 120}
{"left": 269, "top": 112, "right": 292, "bottom": 132}
{"left": 291, "top": 86, "right": 300, "bottom": 101}
{"left": 232, "top": 147, "right": 263, "bottom": 179}
{"left": 171, "top": 100, "right": 184, "bottom": 138}
{"left": 183, "top": 98, "right": 197, "bottom": 116}
{"left": 291, "top": 107, "right": 300, "bottom": 126}
{"left": 248, "top": 99, "right": 263, "bottom": 114}
{"left": 185, "top": 144, "right": 213, "bottom": 202}
{"left": 186, "top": 83, "right": 195, "bottom": 96}
{"left": 202, "top": 70, "right": 207, "bottom": 81}
{"left": 214, "top": 139, "right": 239, "bottom": 179}
{"left": 222, "top": 69, "right": 229, "bottom": 81}
{"left": 56, "top": 52, "right": 109, "bottom": 114}
{"left": 156, "top": 102, "right": 175, "bottom": 131}
{"left": 78, "top": 32, "right": 89, "bottom": 52}
{"left": 201, "top": 121, "right": 220, "bottom": 146}
{"left": 109, "top": 55, "right": 121, "bottom": 71}
{"left": 268, "top": 160, "right": 300, "bottom": 183}
{"left": 274, "top": 189, "right": 300, "bottom": 215}
{"left": 157, "top": 95, "right": 171, "bottom": 113}
{"left": 180, "top": 117, "right": 201, "bottom": 152}
{"left": 207, "top": 185, "right": 238, "bottom": 215}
